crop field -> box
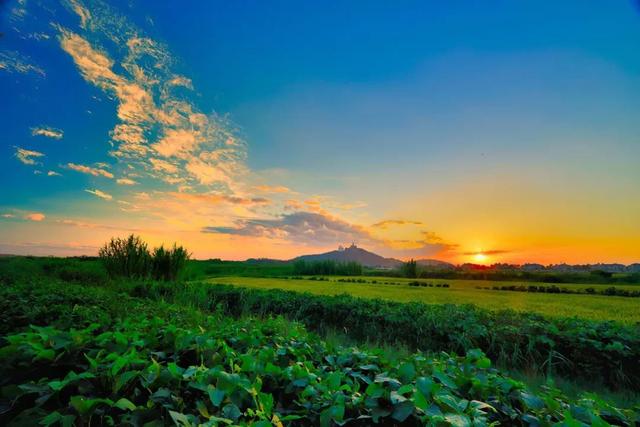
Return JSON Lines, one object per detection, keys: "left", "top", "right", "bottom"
{"left": 206, "top": 276, "right": 640, "bottom": 323}
{"left": 1, "top": 255, "right": 639, "bottom": 426}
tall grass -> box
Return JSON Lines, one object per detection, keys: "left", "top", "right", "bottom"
{"left": 99, "top": 235, "right": 189, "bottom": 281}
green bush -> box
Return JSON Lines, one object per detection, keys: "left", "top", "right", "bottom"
{"left": 151, "top": 244, "right": 190, "bottom": 281}
{"left": 99, "top": 235, "right": 189, "bottom": 281}
{"left": 99, "top": 235, "right": 152, "bottom": 279}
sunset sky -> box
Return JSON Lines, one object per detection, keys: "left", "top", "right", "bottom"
{"left": 2, "top": 1, "right": 639, "bottom": 264}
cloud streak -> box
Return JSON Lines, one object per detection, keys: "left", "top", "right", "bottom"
{"left": 116, "top": 178, "right": 137, "bottom": 185}
{"left": 25, "top": 213, "right": 46, "bottom": 222}
{"left": 67, "top": 163, "right": 114, "bottom": 178}
{"left": 462, "top": 249, "right": 512, "bottom": 256}
{"left": 85, "top": 188, "right": 113, "bottom": 200}
{"left": 15, "top": 147, "right": 44, "bottom": 165}
{"left": 31, "top": 126, "right": 64, "bottom": 139}
{"left": 371, "top": 219, "right": 424, "bottom": 229}
{"left": 0, "top": 50, "right": 45, "bottom": 76}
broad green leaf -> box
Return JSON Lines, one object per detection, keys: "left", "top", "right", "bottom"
{"left": 208, "top": 389, "right": 225, "bottom": 407}
{"left": 392, "top": 400, "right": 415, "bottom": 422}
{"left": 113, "top": 397, "right": 136, "bottom": 411}
{"left": 398, "top": 363, "right": 416, "bottom": 382}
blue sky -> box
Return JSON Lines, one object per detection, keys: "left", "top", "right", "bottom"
{"left": 1, "top": 0, "right": 639, "bottom": 263}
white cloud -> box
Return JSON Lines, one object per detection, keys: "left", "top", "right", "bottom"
{"left": 64, "top": 0, "right": 91, "bottom": 29}
{"left": 31, "top": 126, "right": 64, "bottom": 139}
{"left": 47, "top": 171, "right": 62, "bottom": 176}
{"left": 67, "top": 163, "right": 114, "bottom": 178}
{"left": 149, "top": 157, "right": 178, "bottom": 174}
{"left": 85, "top": 188, "right": 112, "bottom": 200}
{"left": 116, "top": 178, "right": 137, "bottom": 185}
{"left": 0, "top": 50, "right": 45, "bottom": 76}
{"left": 153, "top": 128, "right": 198, "bottom": 158}
{"left": 56, "top": 4, "right": 247, "bottom": 193}
{"left": 15, "top": 147, "right": 44, "bottom": 165}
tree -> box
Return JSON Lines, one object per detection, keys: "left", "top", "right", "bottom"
{"left": 402, "top": 259, "right": 418, "bottom": 278}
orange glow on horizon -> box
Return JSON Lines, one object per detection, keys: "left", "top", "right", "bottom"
{"left": 472, "top": 252, "right": 489, "bottom": 264}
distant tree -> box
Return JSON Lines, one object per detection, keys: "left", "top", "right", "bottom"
{"left": 293, "top": 259, "right": 362, "bottom": 276}
{"left": 402, "top": 259, "right": 418, "bottom": 278}
{"left": 590, "top": 270, "right": 613, "bottom": 279}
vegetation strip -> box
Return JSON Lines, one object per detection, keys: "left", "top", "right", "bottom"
{"left": 481, "top": 284, "right": 640, "bottom": 298}
{"left": 182, "top": 283, "right": 640, "bottom": 392}
{"left": 1, "top": 279, "right": 638, "bottom": 426}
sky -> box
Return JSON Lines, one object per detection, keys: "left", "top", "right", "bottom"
{"left": 1, "top": 0, "right": 639, "bottom": 264}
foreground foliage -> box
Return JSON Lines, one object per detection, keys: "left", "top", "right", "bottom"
{"left": 1, "top": 279, "right": 638, "bottom": 426}
{"left": 190, "top": 283, "right": 640, "bottom": 392}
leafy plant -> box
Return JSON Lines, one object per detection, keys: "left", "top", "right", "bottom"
{"left": 99, "top": 235, "right": 152, "bottom": 279}
{"left": 99, "top": 235, "right": 189, "bottom": 281}
{"left": 152, "top": 244, "right": 191, "bottom": 281}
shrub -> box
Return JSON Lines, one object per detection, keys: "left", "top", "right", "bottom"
{"left": 152, "top": 244, "right": 190, "bottom": 281}
{"left": 99, "top": 235, "right": 189, "bottom": 281}
{"left": 99, "top": 235, "right": 151, "bottom": 279}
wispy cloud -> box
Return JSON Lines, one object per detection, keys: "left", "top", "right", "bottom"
{"left": 171, "top": 192, "right": 270, "bottom": 206}
{"left": 67, "top": 163, "right": 114, "bottom": 178}
{"left": 31, "top": 126, "right": 64, "bottom": 139}
{"left": 64, "top": 0, "right": 91, "bottom": 29}
{"left": 47, "top": 171, "right": 62, "bottom": 176}
{"left": 85, "top": 188, "right": 113, "bottom": 200}
{"left": 462, "top": 249, "right": 512, "bottom": 256}
{"left": 0, "top": 50, "right": 45, "bottom": 76}
{"left": 254, "top": 185, "right": 292, "bottom": 194}
{"left": 371, "top": 219, "right": 424, "bottom": 229}
{"left": 56, "top": 2, "right": 247, "bottom": 195}
{"left": 15, "top": 147, "right": 45, "bottom": 165}
{"left": 25, "top": 213, "right": 46, "bottom": 222}
{"left": 116, "top": 178, "right": 137, "bottom": 185}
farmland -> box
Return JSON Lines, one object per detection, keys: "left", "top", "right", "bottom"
{"left": 1, "top": 255, "right": 639, "bottom": 425}
{"left": 206, "top": 276, "right": 640, "bottom": 323}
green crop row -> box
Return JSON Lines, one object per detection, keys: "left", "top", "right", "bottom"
{"left": 482, "top": 284, "right": 640, "bottom": 298}
{"left": 164, "top": 283, "right": 640, "bottom": 392}
{"left": 1, "top": 279, "right": 638, "bottom": 426}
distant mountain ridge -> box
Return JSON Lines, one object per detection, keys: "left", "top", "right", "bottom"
{"left": 291, "top": 244, "right": 454, "bottom": 269}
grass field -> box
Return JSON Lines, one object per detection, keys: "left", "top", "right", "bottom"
{"left": 207, "top": 276, "right": 640, "bottom": 323}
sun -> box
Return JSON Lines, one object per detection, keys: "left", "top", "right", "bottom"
{"left": 473, "top": 253, "right": 488, "bottom": 264}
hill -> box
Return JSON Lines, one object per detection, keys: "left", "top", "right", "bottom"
{"left": 292, "top": 244, "right": 401, "bottom": 268}
{"left": 415, "top": 258, "right": 455, "bottom": 269}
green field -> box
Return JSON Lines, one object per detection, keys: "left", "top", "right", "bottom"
{"left": 207, "top": 276, "right": 640, "bottom": 323}
{"left": 2, "top": 253, "right": 640, "bottom": 425}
